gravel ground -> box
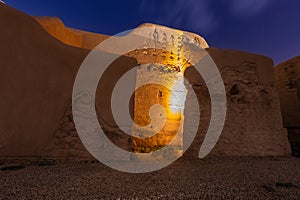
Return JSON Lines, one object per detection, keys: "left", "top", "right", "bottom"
{"left": 0, "top": 157, "right": 300, "bottom": 199}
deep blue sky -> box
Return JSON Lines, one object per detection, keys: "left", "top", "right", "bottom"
{"left": 4, "top": 0, "right": 300, "bottom": 64}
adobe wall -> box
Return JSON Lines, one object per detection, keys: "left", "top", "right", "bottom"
{"left": 0, "top": 4, "right": 291, "bottom": 159}
{"left": 184, "top": 48, "right": 291, "bottom": 157}
{"left": 275, "top": 56, "right": 300, "bottom": 156}
{"left": 34, "top": 16, "right": 110, "bottom": 50}
{"left": 0, "top": 4, "right": 136, "bottom": 159}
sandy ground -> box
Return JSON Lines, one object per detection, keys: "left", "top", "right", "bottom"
{"left": 0, "top": 157, "right": 300, "bottom": 199}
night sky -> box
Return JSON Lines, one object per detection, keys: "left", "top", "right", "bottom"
{"left": 3, "top": 0, "right": 300, "bottom": 64}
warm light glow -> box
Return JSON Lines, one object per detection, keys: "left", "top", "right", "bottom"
{"left": 131, "top": 31, "right": 193, "bottom": 153}
{"left": 160, "top": 32, "right": 191, "bottom": 121}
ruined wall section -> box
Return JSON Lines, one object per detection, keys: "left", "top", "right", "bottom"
{"left": 275, "top": 56, "right": 300, "bottom": 157}
{"left": 184, "top": 48, "right": 291, "bottom": 157}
